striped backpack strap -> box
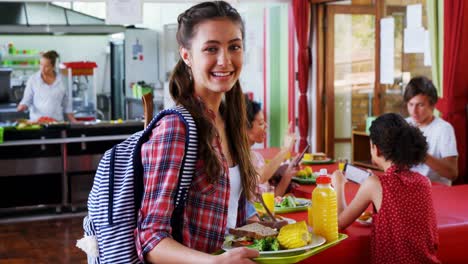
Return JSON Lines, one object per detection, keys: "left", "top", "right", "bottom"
{"left": 133, "top": 105, "right": 198, "bottom": 242}
{"left": 81, "top": 106, "right": 197, "bottom": 263}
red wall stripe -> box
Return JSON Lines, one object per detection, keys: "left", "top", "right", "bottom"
{"left": 263, "top": 7, "right": 268, "bottom": 147}
{"left": 288, "top": 4, "right": 296, "bottom": 131}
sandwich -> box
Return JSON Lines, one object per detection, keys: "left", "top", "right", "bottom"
{"left": 247, "top": 215, "right": 289, "bottom": 230}
{"left": 225, "top": 221, "right": 313, "bottom": 251}
{"left": 225, "top": 222, "right": 280, "bottom": 251}
{"left": 311, "top": 152, "right": 327, "bottom": 161}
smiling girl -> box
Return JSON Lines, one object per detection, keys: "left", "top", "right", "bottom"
{"left": 135, "top": 2, "right": 259, "bottom": 264}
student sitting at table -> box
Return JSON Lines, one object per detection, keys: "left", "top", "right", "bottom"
{"left": 245, "top": 96, "right": 299, "bottom": 197}
{"left": 403, "top": 76, "right": 458, "bottom": 185}
{"left": 331, "top": 113, "right": 440, "bottom": 263}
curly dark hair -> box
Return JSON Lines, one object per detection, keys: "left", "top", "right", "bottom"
{"left": 369, "top": 113, "right": 428, "bottom": 168}
{"left": 403, "top": 76, "right": 438, "bottom": 106}
{"left": 245, "top": 95, "right": 262, "bottom": 129}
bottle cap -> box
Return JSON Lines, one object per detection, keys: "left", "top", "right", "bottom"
{"left": 316, "top": 176, "right": 331, "bottom": 184}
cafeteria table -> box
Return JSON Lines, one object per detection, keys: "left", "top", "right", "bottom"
{"left": 256, "top": 148, "right": 468, "bottom": 263}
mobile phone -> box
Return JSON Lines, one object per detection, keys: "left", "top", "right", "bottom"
{"left": 291, "top": 144, "right": 310, "bottom": 167}
{"left": 344, "top": 163, "right": 371, "bottom": 184}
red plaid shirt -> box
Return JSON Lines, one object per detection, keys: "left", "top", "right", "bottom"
{"left": 135, "top": 113, "right": 247, "bottom": 261}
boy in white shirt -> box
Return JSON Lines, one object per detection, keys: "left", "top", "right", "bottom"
{"left": 404, "top": 76, "right": 458, "bottom": 185}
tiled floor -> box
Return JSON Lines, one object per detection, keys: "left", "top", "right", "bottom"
{"left": 0, "top": 215, "right": 87, "bottom": 263}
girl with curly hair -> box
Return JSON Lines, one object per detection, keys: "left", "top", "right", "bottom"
{"left": 331, "top": 113, "right": 440, "bottom": 263}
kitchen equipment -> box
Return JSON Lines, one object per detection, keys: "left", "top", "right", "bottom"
{"left": 0, "top": 68, "right": 12, "bottom": 103}
{"left": 60, "top": 61, "right": 98, "bottom": 121}
{"left": 0, "top": 103, "right": 27, "bottom": 122}
{"left": 10, "top": 83, "right": 25, "bottom": 103}
{"left": 109, "top": 28, "right": 159, "bottom": 120}
{"left": 96, "top": 93, "right": 111, "bottom": 120}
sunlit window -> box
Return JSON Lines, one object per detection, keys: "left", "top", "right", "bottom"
{"left": 52, "top": 2, "right": 70, "bottom": 9}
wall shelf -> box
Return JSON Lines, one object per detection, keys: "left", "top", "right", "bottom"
{"left": 1, "top": 54, "right": 41, "bottom": 61}
{"left": 351, "top": 131, "right": 381, "bottom": 170}
{"left": 2, "top": 65, "right": 39, "bottom": 70}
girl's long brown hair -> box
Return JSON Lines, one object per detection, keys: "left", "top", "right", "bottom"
{"left": 169, "top": 1, "right": 257, "bottom": 201}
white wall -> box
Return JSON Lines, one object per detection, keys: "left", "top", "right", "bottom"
{"left": 239, "top": 4, "right": 265, "bottom": 102}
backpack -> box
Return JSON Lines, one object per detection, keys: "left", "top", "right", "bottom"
{"left": 77, "top": 105, "right": 198, "bottom": 264}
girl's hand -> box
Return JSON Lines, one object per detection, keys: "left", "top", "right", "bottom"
{"left": 331, "top": 170, "right": 347, "bottom": 188}
{"left": 17, "top": 104, "right": 27, "bottom": 112}
{"left": 284, "top": 164, "right": 300, "bottom": 180}
{"left": 215, "top": 247, "right": 259, "bottom": 264}
{"left": 366, "top": 169, "right": 375, "bottom": 177}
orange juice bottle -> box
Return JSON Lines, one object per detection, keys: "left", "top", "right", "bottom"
{"left": 312, "top": 169, "right": 338, "bottom": 242}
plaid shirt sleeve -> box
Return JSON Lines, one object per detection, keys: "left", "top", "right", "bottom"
{"left": 135, "top": 114, "right": 187, "bottom": 261}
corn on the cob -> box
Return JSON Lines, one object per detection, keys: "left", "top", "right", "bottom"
{"left": 277, "top": 221, "right": 311, "bottom": 249}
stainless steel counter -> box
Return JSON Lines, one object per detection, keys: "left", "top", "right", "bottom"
{"left": 0, "top": 123, "right": 143, "bottom": 214}
{"left": 0, "top": 134, "right": 132, "bottom": 147}
{"left": 0, "top": 103, "right": 27, "bottom": 122}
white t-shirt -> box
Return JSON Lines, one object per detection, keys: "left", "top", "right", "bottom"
{"left": 226, "top": 165, "right": 242, "bottom": 232}
{"left": 406, "top": 117, "right": 458, "bottom": 185}
{"left": 20, "top": 72, "right": 72, "bottom": 122}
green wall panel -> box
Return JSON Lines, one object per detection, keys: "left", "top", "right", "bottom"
{"left": 268, "top": 5, "right": 289, "bottom": 147}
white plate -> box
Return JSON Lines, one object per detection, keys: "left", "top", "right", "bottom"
{"left": 356, "top": 217, "right": 373, "bottom": 226}
{"left": 277, "top": 216, "right": 296, "bottom": 224}
{"left": 222, "top": 233, "right": 326, "bottom": 257}
{"left": 301, "top": 158, "right": 334, "bottom": 165}
{"left": 273, "top": 198, "right": 311, "bottom": 214}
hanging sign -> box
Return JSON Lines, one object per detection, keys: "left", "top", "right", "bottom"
{"left": 106, "top": 0, "right": 142, "bottom": 25}
{"left": 380, "top": 17, "right": 395, "bottom": 84}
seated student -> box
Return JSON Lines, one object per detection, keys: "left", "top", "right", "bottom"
{"left": 404, "top": 76, "right": 458, "bottom": 185}
{"left": 245, "top": 97, "right": 299, "bottom": 197}
{"left": 331, "top": 113, "right": 440, "bottom": 263}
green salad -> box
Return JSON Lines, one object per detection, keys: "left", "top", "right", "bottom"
{"left": 275, "top": 195, "right": 310, "bottom": 208}
{"left": 224, "top": 234, "right": 280, "bottom": 251}
{"left": 276, "top": 195, "right": 296, "bottom": 208}
{"left": 247, "top": 237, "right": 280, "bottom": 251}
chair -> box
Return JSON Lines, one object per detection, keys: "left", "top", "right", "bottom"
{"left": 142, "top": 93, "right": 154, "bottom": 128}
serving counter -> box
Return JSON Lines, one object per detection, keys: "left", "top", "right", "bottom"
{"left": 0, "top": 121, "right": 143, "bottom": 214}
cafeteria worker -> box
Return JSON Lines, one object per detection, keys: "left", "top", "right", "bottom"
{"left": 17, "top": 50, "right": 77, "bottom": 123}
